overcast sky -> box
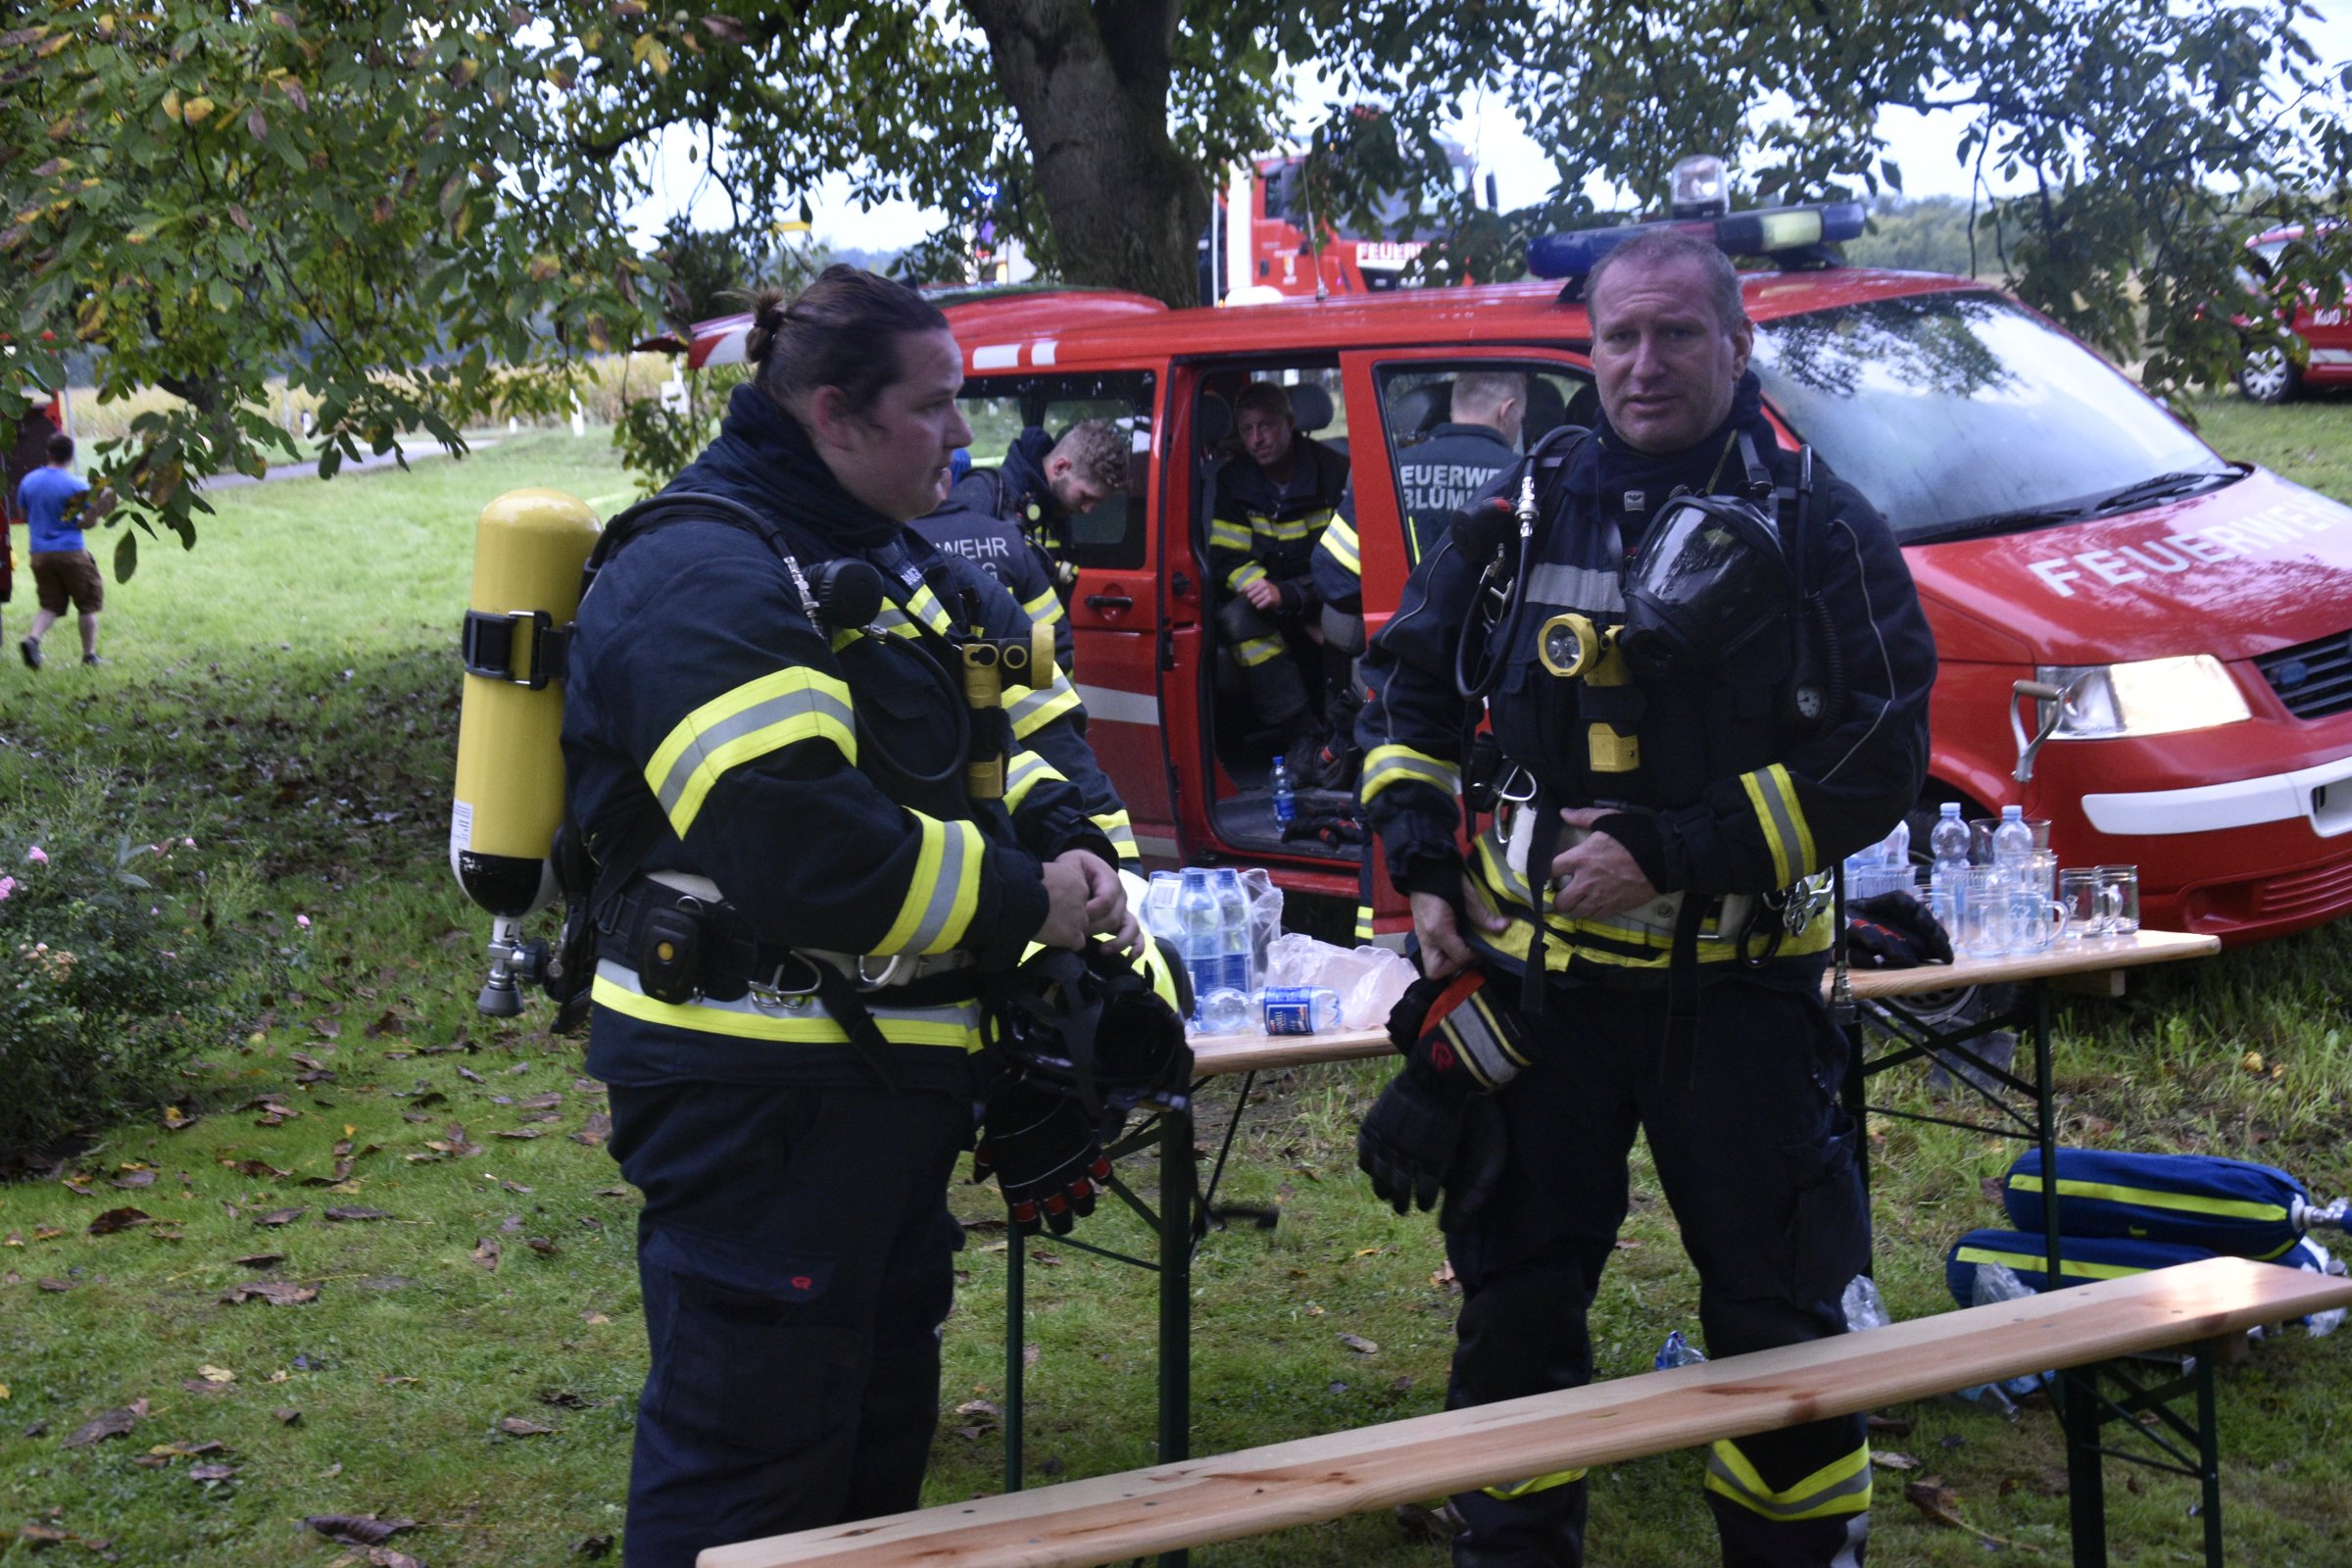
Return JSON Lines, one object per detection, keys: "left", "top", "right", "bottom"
{"left": 634, "top": 3, "right": 2352, "bottom": 255}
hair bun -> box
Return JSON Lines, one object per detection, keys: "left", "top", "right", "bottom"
{"left": 744, "top": 287, "right": 792, "bottom": 366}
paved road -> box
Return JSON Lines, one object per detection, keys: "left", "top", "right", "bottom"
{"left": 197, "top": 435, "right": 495, "bottom": 490}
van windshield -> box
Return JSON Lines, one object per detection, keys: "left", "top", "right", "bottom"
{"left": 1750, "top": 290, "right": 2230, "bottom": 543}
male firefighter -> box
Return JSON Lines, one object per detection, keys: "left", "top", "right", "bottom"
{"left": 1208, "top": 380, "right": 1351, "bottom": 769}
{"left": 948, "top": 416, "right": 1128, "bottom": 607}
{"left": 1354, "top": 225, "right": 1936, "bottom": 1568}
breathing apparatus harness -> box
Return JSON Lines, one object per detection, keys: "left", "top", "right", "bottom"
{"left": 537, "top": 490, "right": 1059, "bottom": 1090}
{"left": 1446, "top": 424, "right": 1846, "bottom": 1060}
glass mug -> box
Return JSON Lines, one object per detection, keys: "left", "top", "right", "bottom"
{"left": 2060, "top": 867, "right": 2122, "bottom": 939}
{"left": 1957, "top": 866, "right": 2012, "bottom": 958}
{"left": 2096, "top": 864, "right": 2141, "bottom": 936}
{"left": 2005, "top": 876, "right": 2072, "bottom": 953}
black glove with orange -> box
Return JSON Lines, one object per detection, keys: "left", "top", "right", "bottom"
{"left": 1847, "top": 891, "right": 1955, "bottom": 968}
{"left": 973, "top": 1074, "right": 1110, "bottom": 1237}
{"left": 1357, "top": 970, "right": 1529, "bottom": 1227}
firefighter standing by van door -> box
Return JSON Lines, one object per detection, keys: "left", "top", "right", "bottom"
{"left": 949, "top": 417, "right": 1127, "bottom": 612}
{"left": 1209, "top": 380, "right": 1351, "bottom": 769}
{"left": 562, "top": 267, "right": 1146, "bottom": 1568}
{"left": 1354, "top": 227, "right": 1936, "bottom": 1568}
{"left": 1309, "top": 369, "right": 1527, "bottom": 788}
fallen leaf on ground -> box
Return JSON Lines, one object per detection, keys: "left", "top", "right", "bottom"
{"left": 273, "top": 1408, "right": 302, "bottom": 1425}
{"left": 111, "top": 1170, "right": 156, "bottom": 1190}
{"left": 30, "top": 1226, "right": 64, "bottom": 1242}
{"left": 323, "top": 1207, "right": 390, "bottom": 1222}
{"left": 220, "top": 1280, "right": 318, "bottom": 1306}
{"left": 471, "top": 1238, "right": 501, "bottom": 1271}
{"left": 304, "top": 1515, "right": 418, "bottom": 1546}
{"left": 63, "top": 1406, "right": 143, "bottom": 1447}
{"left": 197, "top": 1365, "right": 235, "bottom": 1384}
{"left": 579, "top": 1311, "right": 611, "bottom": 1325}
{"left": 189, "top": 1462, "right": 235, "bottom": 1482}
{"left": 954, "top": 1399, "right": 1002, "bottom": 1421}
{"left": 87, "top": 1207, "right": 153, "bottom": 1235}
{"left": 366, "top": 1550, "right": 422, "bottom": 1568}
{"left": 1339, "top": 1333, "right": 1380, "bottom": 1355}
{"left": 36, "top": 1278, "right": 74, "bottom": 1293}
{"left": 592, "top": 1186, "right": 630, "bottom": 1198}
{"left": 518, "top": 1092, "right": 564, "bottom": 1109}
{"left": 540, "top": 1392, "right": 591, "bottom": 1409}
{"left": 494, "top": 1128, "right": 542, "bottom": 1141}
{"left": 230, "top": 1252, "right": 286, "bottom": 1269}
{"left": 182, "top": 1378, "right": 231, "bottom": 1396}
{"left": 573, "top": 1535, "right": 615, "bottom": 1559}
{"left": 1865, "top": 1412, "right": 1915, "bottom": 1436}
{"left": 1903, "top": 1479, "right": 1967, "bottom": 1528}
{"left": 573, "top": 1112, "right": 612, "bottom": 1147}
{"left": 498, "top": 1416, "right": 556, "bottom": 1436}
{"left": 253, "top": 1207, "right": 306, "bottom": 1227}
{"left": 525, "top": 1237, "right": 559, "bottom": 1256}
{"left": 1872, "top": 1450, "right": 1920, "bottom": 1471}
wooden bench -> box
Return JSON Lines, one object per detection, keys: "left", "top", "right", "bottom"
{"left": 702, "top": 1256, "right": 2352, "bottom": 1568}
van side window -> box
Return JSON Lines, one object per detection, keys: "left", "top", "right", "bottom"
{"left": 956, "top": 372, "right": 1154, "bottom": 570}
{"left": 1371, "top": 362, "right": 1592, "bottom": 564}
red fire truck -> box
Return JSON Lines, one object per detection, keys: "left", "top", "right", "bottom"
{"left": 1205, "top": 145, "right": 1494, "bottom": 304}
{"left": 667, "top": 214, "right": 2352, "bottom": 947}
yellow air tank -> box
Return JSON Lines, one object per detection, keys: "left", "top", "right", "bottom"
{"left": 450, "top": 488, "right": 600, "bottom": 1011}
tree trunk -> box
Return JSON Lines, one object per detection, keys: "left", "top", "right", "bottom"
{"left": 961, "top": 0, "right": 1209, "bottom": 309}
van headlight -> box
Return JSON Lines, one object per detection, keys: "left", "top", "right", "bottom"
{"left": 2038, "top": 657, "right": 2251, "bottom": 738}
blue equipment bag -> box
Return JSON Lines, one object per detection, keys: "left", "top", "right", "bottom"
{"left": 1943, "top": 1228, "right": 2216, "bottom": 1306}
{"left": 2002, "top": 1147, "right": 2342, "bottom": 1261}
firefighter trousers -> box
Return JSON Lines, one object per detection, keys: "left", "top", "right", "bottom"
{"left": 607, "top": 1078, "right": 973, "bottom": 1568}
{"left": 1442, "top": 977, "right": 1872, "bottom": 1568}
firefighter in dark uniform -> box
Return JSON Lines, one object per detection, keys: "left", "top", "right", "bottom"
{"left": 912, "top": 502, "right": 1075, "bottom": 671}
{"left": 1354, "top": 227, "right": 1936, "bottom": 1568}
{"left": 562, "top": 267, "right": 1145, "bottom": 1568}
{"left": 1309, "top": 369, "right": 1527, "bottom": 787}
{"left": 948, "top": 417, "right": 1127, "bottom": 612}
{"left": 1209, "top": 380, "right": 1351, "bottom": 766}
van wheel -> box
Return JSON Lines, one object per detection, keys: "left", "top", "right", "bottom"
{"left": 2239, "top": 344, "right": 2300, "bottom": 405}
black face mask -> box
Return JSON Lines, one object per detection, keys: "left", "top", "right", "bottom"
{"left": 1617, "top": 491, "right": 1795, "bottom": 684}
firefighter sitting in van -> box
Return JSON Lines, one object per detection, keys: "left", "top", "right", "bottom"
{"left": 949, "top": 417, "right": 1127, "bottom": 607}
{"left": 1309, "top": 369, "right": 1528, "bottom": 787}
{"left": 1209, "top": 380, "right": 1351, "bottom": 770}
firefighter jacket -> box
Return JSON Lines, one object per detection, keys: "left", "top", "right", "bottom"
{"left": 1356, "top": 371, "right": 1936, "bottom": 989}
{"left": 1311, "top": 421, "right": 1519, "bottom": 612}
{"left": 909, "top": 502, "right": 1074, "bottom": 672}
{"left": 563, "top": 384, "right": 1132, "bottom": 1093}
{"left": 949, "top": 425, "right": 1075, "bottom": 598}
{"left": 1208, "top": 435, "right": 1350, "bottom": 614}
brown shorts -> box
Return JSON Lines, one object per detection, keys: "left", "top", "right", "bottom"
{"left": 30, "top": 550, "right": 103, "bottom": 615}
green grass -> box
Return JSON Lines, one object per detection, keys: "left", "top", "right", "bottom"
{"left": 2, "top": 420, "right": 2351, "bottom": 1565}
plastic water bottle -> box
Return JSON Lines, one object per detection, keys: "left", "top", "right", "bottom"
{"left": 1929, "top": 802, "right": 1970, "bottom": 875}
{"left": 1199, "top": 988, "right": 1255, "bottom": 1035}
{"left": 1176, "top": 868, "right": 1221, "bottom": 1022}
{"left": 1262, "top": 986, "right": 1343, "bottom": 1035}
{"left": 1212, "top": 867, "right": 1251, "bottom": 996}
{"left": 1654, "top": 1330, "right": 1707, "bottom": 1370}
{"left": 1881, "top": 815, "right": 1911, "bottom": 867}
{"left": 1269, "top": 754, "right": 1297, "bottom": 825}
{"left": 1992, "top": 804, "right": 2035, "bottom": 888}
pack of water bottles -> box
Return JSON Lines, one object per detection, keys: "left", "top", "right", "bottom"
{"left": 1144, "top": 866, "right": 1286, "bottom": 1034}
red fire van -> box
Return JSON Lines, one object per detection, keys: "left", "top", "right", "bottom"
{"left": 673, "top": 233, "right": 2352, "bottom": 946}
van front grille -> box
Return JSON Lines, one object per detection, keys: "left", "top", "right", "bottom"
{"left": 2253, "top": 629, "right": 2352, "bottom": 719}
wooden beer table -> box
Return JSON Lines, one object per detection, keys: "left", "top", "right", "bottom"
{"left": 999, "top": 930, "right": 2221, "bottom": 1568}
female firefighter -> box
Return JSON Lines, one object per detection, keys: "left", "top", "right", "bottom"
{"left": 561, "top": 266, "right": 1143, "bottom": 1566}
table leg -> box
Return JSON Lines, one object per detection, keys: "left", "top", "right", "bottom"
{"left": 1005, "top": 1230, "right": 1025, "bottom": 1494}
{"left": 2195, "top": 1348, "right": 2223, "bottom": 1568}
{"left": 1840, "top": 1018, "right": 1872, "bottom": 1211}
{"left": 2065, "top": 1368, "right": 2108, "bottom": 1568}
{"left": 2032, "top": 981, "right": 2060, "bottom": 1293}
{"left": 1157, "top": 1103, "right": 1194, "bottom": 1568}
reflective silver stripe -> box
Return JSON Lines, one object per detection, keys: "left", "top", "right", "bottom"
{"left": 1360, "top": 746, "right": 1460, "bottom": 802}
{"left": 899, "top": 822, "right": 971, "bottom": 955}
{"left": 652, "top": 682, "right": 855, "bottom": 819}
{"left": 1524, "top": 562, "right": 1623, "bottom": 612}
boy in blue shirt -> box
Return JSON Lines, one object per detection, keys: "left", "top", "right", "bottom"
{"left": 15, "top": 433, "right": 114, "bottom": 669}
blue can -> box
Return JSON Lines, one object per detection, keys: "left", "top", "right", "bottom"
{"left": 1262, "top": 986, "right": 1342, "bottom": 1036}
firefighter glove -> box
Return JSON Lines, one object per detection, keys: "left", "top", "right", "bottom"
{"left": 1847, "top": 890, "right": 1954, "bottom": 968}
{"left": 1358, "top": 971, "right": 1527, "bottom": 1221}
{"left": 973, "top": 1074, "right": 1110, "bottom": 1237}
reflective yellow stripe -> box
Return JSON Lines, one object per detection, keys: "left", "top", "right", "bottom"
{"left": 1740, "top": 763, "right": 1814, "bottom": 887}
{"left": 1704, "top": 1439, "right": 1872, "bottom": 1522}
{"left": 906, "top": 582, "right": 955, "bottom": 634}
{"left": 589, "top": 963, "right": 985, "bottom": 1051}
{"left": 1091, "top": 809, "right": 1141, "bottom": 861}
{"left": 1007, "top": 672, "right": 1083, "bottom": 739}
{"left": 1465, "top": 832, "right": 1831, "bottom": 971}
{"left": 1353, "top": 903, "right": 1374, "bottom": 942}
{"left": 1234, "top": 634, "right": 1287, "bottom": 667}
{"left": 645, "top": 666, "right": 857, "bottom": 837}
{"left": 1020, "top": 585, "right": 1064, "bottom": 624}
{"left": 1227, "top": 560, "right": 1271, "bottom": 593}
{"left": 1483, "top": 1469, "right": 1587, "bottom": 1501}
{"left": 1209, "top": 518, "right": 1253, "bottom": 554}
{"left": 2009, "top": 1173, "right": 2291, "bottom": 1226}
{"left": 1003, "top": 750, "right": 1066, "bottom": 813}
{"left": 1316, "top": 516, "right": 1361, "bottom": 575}
{"left": 1359, "top": 743, "right": 1459, "bottom": 806}
{"left": 1953, "top": 1244, "right": 2147, "bottom": 1282}
{"left": 877, "top": 814, "right": 983, "bottom": 955}
{"left": 1251, "top": 508, "right": 1334, "bottom": 541}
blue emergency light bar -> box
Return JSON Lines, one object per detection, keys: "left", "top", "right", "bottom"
{"left": 1528, "top": 202, "right": 1868, "bottom": 281}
